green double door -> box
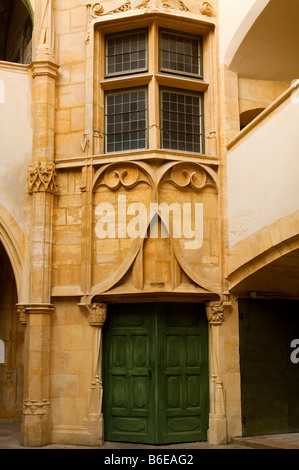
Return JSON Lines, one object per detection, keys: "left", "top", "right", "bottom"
{"left": 103, "top": 303, "right": 209, "bottom": 444}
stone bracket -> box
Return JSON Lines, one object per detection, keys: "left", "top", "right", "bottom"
{"left": 78, "top": 302, "right": 107, "bottom": 326}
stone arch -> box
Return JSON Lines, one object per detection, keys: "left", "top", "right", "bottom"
{"left": 240, "top": 107, "right": 266, "bottom": 130}
{"left": 0, "top": 0, "right": 33, "bottom": 64}
{"left": 0, "top": 205, "right": 24, "bottom": 299}
{"left": 227, "top": 210, "right": 299, "bottom": 292}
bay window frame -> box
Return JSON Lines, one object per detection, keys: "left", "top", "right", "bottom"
{"left": 93, "top": 14, "right": 216, "bottom": 157}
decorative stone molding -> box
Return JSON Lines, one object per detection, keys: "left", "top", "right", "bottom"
{"left": 96, "top": 162, "right": 153, "bottom": 191}
{"left": 92, "top": 0, "right": 215, "bottom": 16}
{"left": 27, "top": 162, "right": 58, "bottom": 194}
{"left": 161, "top": 162, "right": 216, "bottom": 191}
{"left": 206, "top": 301, "right": 224, "bottom": 326}
{"left": 17, "top": 303, "right": 55, "bottom": 316}
{"left": 23, "top": 399, "right": 50, "bottom": 416}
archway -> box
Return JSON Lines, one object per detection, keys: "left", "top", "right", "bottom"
{"left": 0, "top": 241, "right": 24, "bottom": 421}
{"left": 0, "top": 0, "right": 33, "bottom": 64}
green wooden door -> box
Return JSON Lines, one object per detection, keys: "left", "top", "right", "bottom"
{"left": 239, "top": 299, "right": 299, "bottom": 437}
{"left": 103, "top": 303, "right": 209, "bottom": 444}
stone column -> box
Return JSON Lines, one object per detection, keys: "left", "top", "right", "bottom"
{"left": 206, "top": 301, "right": 227, "bottom": 445}
{"left": 17, "top": 304, "right": 54, "bottom": 446}
{"left": 19, "top": 0, "right": 59, "bottom": 447}
{"left": 84, "top": 303, "right": 107, "bottom": 446}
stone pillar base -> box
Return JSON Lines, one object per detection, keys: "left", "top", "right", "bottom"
{"left": 207, "top": 413, "right": 227, "bottom": 446}
{"left": 21, "top": 412, "right": 51, "bottom": 447}
{"left": 51, "top": 415, "right": 104, "bottom": 447}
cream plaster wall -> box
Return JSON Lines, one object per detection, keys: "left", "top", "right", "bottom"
{"left": 0, "top": 67, "right": 32, "bottom": 230}
{"left": 218, "top": 0, "right": 270, "bottom": 65}
{"left": 227, "top": 90, "right": 299, "bottom": 248}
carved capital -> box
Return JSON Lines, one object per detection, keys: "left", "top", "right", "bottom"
{"left": 28, "top": 162, "right": 58, "bottom": 194}
{"left": 78, "top": 303, "right": 107, "bottom": 326}
{"left": 89, "top": 303, "right": 107, "bottom": 326}
{"left": 17, "top": 306, "right": 28, "bottom": 326}
{"left": 23, "top": 399, "right": 50, "bottom": 416}
{"left": 206, "top": 301, "right": 224, "bottom": 326}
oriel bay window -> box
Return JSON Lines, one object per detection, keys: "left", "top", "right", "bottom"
{"left": 97, "top": 21, "right": 211, "bottom": 155}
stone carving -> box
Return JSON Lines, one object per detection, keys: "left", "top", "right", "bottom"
{"left": 88, "top": 303, "right": 107, "bottom": 326}
{"left": 23, "top": 399, "right": 50, "bottom": 416}
{"left": 94, "top": 0, "right": 215, "bottom": 16}
{"left": 161, "top": 162, "right": 216, "bottom": 191}
{"left": 199, "top": 1, "right": 214, "bottom": 16}
{"left": 28, "top": 162, "right": 58, "bottom": 194}
{"left": 206, "top": 301, "right": 224, "bottom": 325}
{"left": 35, "top": 0, "right": 55, "bottom": 60}
{"left": 17, "top": 306, "right": 28, "bottom": 326}
{"left": 97, "top": 163, "right": 152, "bottom": 191}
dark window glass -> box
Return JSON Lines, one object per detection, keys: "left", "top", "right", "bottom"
{"left": 105, "top": 89, "right": 147, "bottom": 153}
{"left": 160, "top": 31, "right": 201, "bottom": 77}
{"left": 161, "top": 89, "right": 203, "bottom": 153}
{"left": 106, "top": 30, "right": 147, "bottom": 76}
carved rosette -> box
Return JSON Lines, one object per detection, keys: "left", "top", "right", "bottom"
{"left": 23, "top": 399, "right": 50, "bottom": 416}
{"left": 199, "top": 1, "right": 214, "bottom": 16}
{"left": 88, "top": 303, "right": 107, "bottom": 326}
{"left": 206, "top": 301, "right": 224, "bottom": 326}
{"left": 27, "top": 162, "right": 58, "bottom": 194}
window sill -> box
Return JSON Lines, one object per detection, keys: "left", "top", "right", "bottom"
{"left": 100, "top": 73, "right": 153, "bottom": 91}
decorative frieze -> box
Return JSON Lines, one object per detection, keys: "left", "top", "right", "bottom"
{"left": 27, "top": 162, "right": 58, "bottom": 194}
{"left": 90, "top": 0, "right": 215, "bottom": 16}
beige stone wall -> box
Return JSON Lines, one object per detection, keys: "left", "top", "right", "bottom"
{"left": 239, "top": 77, "right": 290, "bottom": 115}
{"left": 50, "top": 299, "right": 94, "bottom": 443}
{"left": 54, "top": 2, "right": 87, "bottom": 160}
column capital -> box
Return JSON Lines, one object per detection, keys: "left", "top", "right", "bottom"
{"left": 78, "top": 303, "right": 107, "bottom": 327}
{"left": 205, "top": 301, "right": 225, "bottom": 326}
{"left": 27, "top": 161, "right": 58, "bottom": 195}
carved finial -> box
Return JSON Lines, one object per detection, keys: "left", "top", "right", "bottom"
{"left": 206, "top": 301, "right": 224, "bottom": 326}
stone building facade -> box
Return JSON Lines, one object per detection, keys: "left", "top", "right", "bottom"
{"left": 0, "top": 0, "right": 298, "bottom": 447}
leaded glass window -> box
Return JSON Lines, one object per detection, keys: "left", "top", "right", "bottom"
{"left": 105, "top": 89, "right": 148, "bottom": 153}
{"left": 106, "top": 29, "right": 148, "bottom": 77}
{"left": 161, "top": 89, "right": 204, "bottom": 153}
{"left": 160, "top": 30, "right": 202, "bottom": 78}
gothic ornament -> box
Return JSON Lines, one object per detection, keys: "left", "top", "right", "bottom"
{"left": 88, "top": 303, "right": 107, "bottom": 326}
{"left": 206, "top": 301, "right": 224, "bottom": 326}
{"left": 27, "top": 162, "right": 58, "bottom": 194}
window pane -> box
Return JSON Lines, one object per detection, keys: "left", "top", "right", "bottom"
{"left": 106, "top": 30, "right": 147, "bottom": 76}
{"left": 105, "top": 89, "right": 147, "bottom": 153}
{"left": 161, "top": 90, "right": 203, "bottom": 153}
{"left": 160, "top": 31, "right": 201, "bottom": 76}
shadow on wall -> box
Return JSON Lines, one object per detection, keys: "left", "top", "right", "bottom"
{"left": 0, "top": 0, "right": 33, "bottom": 64}
{"left": 240, "top": 107, "right": 266, "bottom": 131}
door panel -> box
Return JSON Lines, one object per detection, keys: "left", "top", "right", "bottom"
{"left": 103, "top": 303, "right": 209, "bottom": 444}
